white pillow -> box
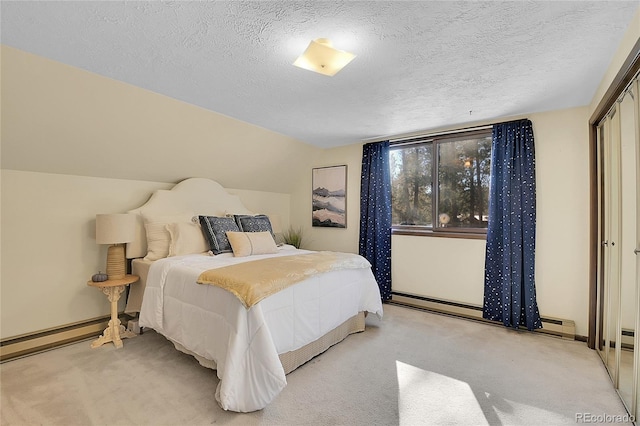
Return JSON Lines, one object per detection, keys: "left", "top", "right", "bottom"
{"left": 167, "top": 222, "right": 209, "bottom": 257}
{"left": 226, "top": 231, "right": 278, "bottom": 257}
{"left": 142, "top": 213, "right": 193, "bottom": 261}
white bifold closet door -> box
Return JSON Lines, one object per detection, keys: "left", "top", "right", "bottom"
{"left": 595, "top": 72, "right": 639, "bottom": 419}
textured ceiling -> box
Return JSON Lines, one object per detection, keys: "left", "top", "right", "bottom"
{"left": 1, "top": 1, "right": 638, "bottom": 148}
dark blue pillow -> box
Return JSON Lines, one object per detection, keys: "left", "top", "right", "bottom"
{"left": 199, "top": 216, "right": 240, "bottom": 255}
{"left": 234, "top": 214, "right": 274, "bottom": 238}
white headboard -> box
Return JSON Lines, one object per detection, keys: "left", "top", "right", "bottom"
{"left": 126, "top": 178, "right": 252, "bottom": 259}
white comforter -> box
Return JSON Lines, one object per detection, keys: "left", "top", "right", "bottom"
{"left": 139, "top": 247, "right": 383, "bottom": 412}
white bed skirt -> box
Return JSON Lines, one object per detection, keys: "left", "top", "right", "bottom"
{"left": 169, "top": 311, "right": 365, "bottom": 374}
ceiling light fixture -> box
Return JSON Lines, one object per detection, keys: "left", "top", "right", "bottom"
{"left": 293, "top": 38, "right": 355, "bottom": 77}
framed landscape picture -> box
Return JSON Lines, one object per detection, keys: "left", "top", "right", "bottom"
{"left": 312, "top": 165, "right": 347, "bottom": 228}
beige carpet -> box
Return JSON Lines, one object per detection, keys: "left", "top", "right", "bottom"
{"left": 0, "top": 304, "right": 632, "bottom": 425}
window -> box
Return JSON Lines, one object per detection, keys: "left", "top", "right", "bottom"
{"left": 390, "top": 130, "right": 492, "bottom": 236}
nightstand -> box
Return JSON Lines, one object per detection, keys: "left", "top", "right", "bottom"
{"left": 87, "top": 274, "right": 139, "bottom": 349}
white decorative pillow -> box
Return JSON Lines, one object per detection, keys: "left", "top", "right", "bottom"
{"left": 226, "top": 231, "right": 278, "bottom": 257}
{"left": 142, "top": 213, "right": 193, "bottom": 261}
{"left": 167, "top": 222, "right": 209, "bottom": 257}
{"left": 143, "top": 222, "right": 172, "bottom": 261}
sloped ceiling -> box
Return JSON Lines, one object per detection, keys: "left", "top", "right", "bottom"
{"left": 1, "top": 1, "right": 638, "bottom": 148}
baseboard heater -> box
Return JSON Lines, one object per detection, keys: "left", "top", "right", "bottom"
{"left": 0, "top": 313, "right": 132, "bottom": 362}
{"left": 622, "top": 329, "right": 635, "bottom": 350}
{"left": 391, "top": 292, "right": 576, "bottom": 340}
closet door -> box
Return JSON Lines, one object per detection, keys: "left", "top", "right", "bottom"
{"left": 617, "top": 81, "right": 637, "bottom": 413}
{"left": 633, "top": 78, "right": 640, "bottom": 418}
{"left": 596, "top": 123, "right": 606, "bottom": 356}
{"left": 596, "top": 74, "right": 640, "bottom": 418}
{"left": 599, "top": 108, "right": 622, "bottom": 386}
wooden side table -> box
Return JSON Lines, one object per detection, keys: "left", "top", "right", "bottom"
{"left": 87, "top": 274, "right": 139, "bottom": 349}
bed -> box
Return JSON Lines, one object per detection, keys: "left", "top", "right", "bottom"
{"left": 123, "top": 178, "right": 383, "bottom": 412}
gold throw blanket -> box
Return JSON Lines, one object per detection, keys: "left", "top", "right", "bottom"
{"left": 197, "top": 252, "right": 371, "bottom": 308}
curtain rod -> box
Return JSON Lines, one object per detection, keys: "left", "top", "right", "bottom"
{"left": 390, "top": 124, "right": 493, "bottom": 145}
{"left": 363, "top": 117, "right": 534, "bottom": 146}
{"left": 362, "top": 123, "right": 494, "bottom": 146}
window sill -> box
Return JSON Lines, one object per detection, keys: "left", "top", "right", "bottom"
{"left": 392, "top": 228, "right": 487, "bottom": 240}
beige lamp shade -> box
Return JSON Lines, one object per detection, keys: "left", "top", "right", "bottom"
{"left": 96, "top": 214, "right": 135, "bottom": 280}
{"left": 293, "top": 38, "right": 355, "bottom": 77}
{"left": 96, "top": 214, "right": 136, "bottom": 244}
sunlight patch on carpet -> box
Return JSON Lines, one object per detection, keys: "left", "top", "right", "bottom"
{"left": 396, "top": 361, "right": 489, "bottom": 425}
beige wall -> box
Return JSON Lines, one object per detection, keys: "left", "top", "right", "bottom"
{"left": 0, "top": 170, "right": 290, "bottom": 338}
{"left": 1, "top": 45, "right": 319, "bottom": 194}
{"left": 1, "top": 171, "right": 168, "bottom": 337}
{"left": 0, "top": 46, "right": 306, "bottom": 339}
{"left": 392, "top": 236, "right": 486, "bottom": 306}
{"left": 290, "top": 144, "right": 363, "bottom": 253}
{"left": 532, "top": 107, "right": 591, "bottom": 333}
{"left": 298, "top": 107, "right": 593, "bottom": 336}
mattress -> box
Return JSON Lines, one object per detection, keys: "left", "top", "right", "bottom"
{"left": 125, "top": 257, "right": 153, "bottom": 314}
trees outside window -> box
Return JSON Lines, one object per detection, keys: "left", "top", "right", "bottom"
{"left": 390, "top": 131, "right": 491, "bottom": 235}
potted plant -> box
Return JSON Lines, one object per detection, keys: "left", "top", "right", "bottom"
{"left": 282, "top": 226, "right": 305, "bottom": 249}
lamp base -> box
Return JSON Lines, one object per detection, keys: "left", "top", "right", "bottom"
{"left": 106, "top": 244, "right": 126, "bottom": 280}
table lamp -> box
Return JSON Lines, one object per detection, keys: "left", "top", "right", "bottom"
{"left": 95, "top": 213, "right": 136, "bottom": 280}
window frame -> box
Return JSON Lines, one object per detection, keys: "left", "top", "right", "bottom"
{"left": 390, "top": 128, "right": 492, "bottom": 239}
